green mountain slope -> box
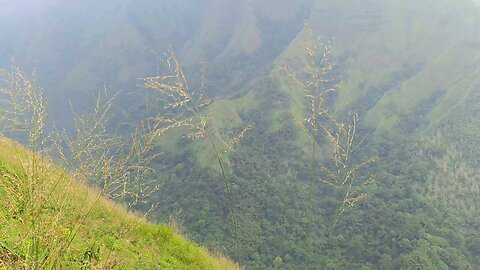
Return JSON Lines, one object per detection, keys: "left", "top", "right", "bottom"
{"left": 2, "top": 0, "right": 480, "bottom": 268}
{"left": 145, "top": 1, "right": 480, "bottom": 268}
{"left": 0, "top": 137, "right": 238, "bottom": 269}
{"left": 157, "top": 0, "right": 480, "bottom": 165}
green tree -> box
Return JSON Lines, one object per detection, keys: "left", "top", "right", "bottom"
{"left": 273, "top": 256, "right": 283, "bottom": 269}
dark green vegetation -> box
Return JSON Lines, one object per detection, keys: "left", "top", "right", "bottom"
{"left": 2, "top": 0, "right": 480, "bottom": 269}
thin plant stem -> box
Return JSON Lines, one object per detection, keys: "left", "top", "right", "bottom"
{"left": 141, "top": 49, "right": 243, "bottom": 263}
{"left": 305, "top": 101, "right": 317, "bottom": 270}
{"left": 207, "top": 131, "right": 240, "bottom": 263}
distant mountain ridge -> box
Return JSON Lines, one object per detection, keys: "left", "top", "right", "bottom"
{"left": 1, "top": 0, "right": 478, "bottom": 136}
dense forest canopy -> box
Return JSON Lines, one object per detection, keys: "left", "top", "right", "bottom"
{"left": 1, "top": 0, "right": 480, "bottom": 269}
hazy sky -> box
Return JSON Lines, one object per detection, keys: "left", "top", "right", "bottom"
{"left": 0, "top": 0, "right": 59, "bottom": 17}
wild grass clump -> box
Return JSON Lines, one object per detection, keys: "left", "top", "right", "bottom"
{"left": 140, "top": 47, "right": 252, "bottom": 263}
{"left": 284, "top": 25, "right": 377, "bottom": 269}
{"left": 0, "top": 65, "right": 60, "bottom": 269}
{"left": 0, "top": 64, "right": 239, "bottom": 269}
{"left": 52, "top": 88, "right": 161, "bottom": 213}
{"left": 0, "top": 138, "right": 239, "bottom": 269}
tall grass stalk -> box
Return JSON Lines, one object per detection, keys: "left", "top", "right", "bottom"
{"left": 285, "top": 27, "right": 377, "bottom": 268}
{"left": 284, "top": 27, "right": 336, "bottom": 269}
{"left": 140, "top": 48, "right": 249, "bottom": 263}
{"left": 206, "top": 131, "right": 240, "bottom": 262}
{"left": 0, "top": 65, "right": 163, "bottom": 269}
{"left": 0, "top": 65, "right": 50, "bottom": 268}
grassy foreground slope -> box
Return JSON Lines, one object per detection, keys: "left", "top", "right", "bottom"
{"left": 0, "top": 137, "right": 238, "bottom": 270}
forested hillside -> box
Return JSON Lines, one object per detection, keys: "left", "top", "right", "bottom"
{"left": 1, "top": 0, "right": 480, "bottom": 269}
